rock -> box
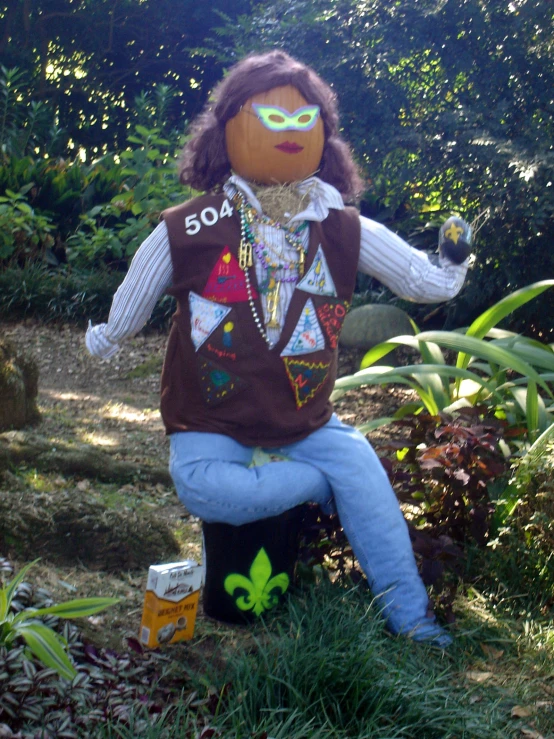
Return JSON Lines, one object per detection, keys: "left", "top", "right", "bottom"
{"left": 339, "top": 304, "right": 415, "bottom": 370}
{"left": 339, "top": 304, "right": 414, "bottom": 349}
{"left": 0, "top": 340, "right": 40, "bottom": 431}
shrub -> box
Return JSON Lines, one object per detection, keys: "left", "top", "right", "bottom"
{"left": 334, "top": 281, "right": 554, "bottom": 442}
{"left": 483, "top": 429, "right": 554, "bottom": 614}
{"left": 0, "top": 559, "right": 118, "bottom": 679}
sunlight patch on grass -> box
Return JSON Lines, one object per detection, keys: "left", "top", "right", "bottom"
{"left": 81, "top": 431, "right": 118, "bottom": 447}
{"left": 101, "top": 401, "right": 161, "bottom": 424}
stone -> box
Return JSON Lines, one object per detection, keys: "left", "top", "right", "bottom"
{"left": 339, "top": 304, "right": 415, "bottom": 350}
{"left": 339, "top": 304, "right": 415, "bottom": 370}
{"left": 0, "top": 340, "right": 40, "bottom": 431}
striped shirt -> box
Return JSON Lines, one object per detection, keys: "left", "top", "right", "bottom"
{"left": 86, "top": 176, "right": 468, "bottom": 358}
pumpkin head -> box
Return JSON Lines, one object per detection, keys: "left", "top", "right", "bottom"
{"left": 225, "top": 85, "right": 325, "bottom": 185}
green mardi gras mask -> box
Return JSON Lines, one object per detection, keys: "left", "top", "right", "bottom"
{"left": 252, "top": 103, "right": 321, "bottom": 132}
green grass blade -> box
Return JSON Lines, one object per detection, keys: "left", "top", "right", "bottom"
{"left": 525, "top": 381, "right": 540, "bottom": 439}
{"left": 337, "top": 363, "right": 503, "bottom": 404}
{"left": 0, "top": 588, "right": 8, "bottom": 622}
{"left": 525, "top": 420, "right": 554, "bottom": 463}
{"left": 360, "top": 341, "right": 400, "bottom": 369}
{"left": 466, "top": 280, "right": 554, "bottom": 340}
{"left": 15, "top": 623, "right": 77, "bottom": 680}
{"left": 13, "top": 597, "right": 119, "bottom": 623}
{"left": 508, "top": 341, "right": 554, "bottom": 372}
{"left": 2, "top": 559, "right": 40, "bottom": 619}
{"left": 357, "top": 418, "right": 396, "bottom": 435}
{"left": 417, "top": 331, "right": 552, "bottom": 395}
{"left": 456, "top": 281, "right": 554, "bottom": 371}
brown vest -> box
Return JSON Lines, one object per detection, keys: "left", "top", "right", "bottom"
{"left": 161, "top": 192, "right": 361, "bottom": 447}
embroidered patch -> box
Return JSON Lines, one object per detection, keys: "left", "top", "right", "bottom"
{"left": 202, "top": 246, "right": 257, "bottom": 303}
{"left": 283, "top": 357, "right": 331, "bottom": 409}
{"left": 281, "top": 298, "right": 326, "bottom": 357}
{"left": 203, "top": 313, "right": 244, "bottom": 363}
{"left": 296, "top": 245, "right": 337, "bottom": 297}
{"left": 197, "top": 357, "right": 248, "bottom": 406}
{"left": 316, "top": 300, "right": 349, "bottom": 349}
{"left": 189, "top": 292, "right": 231, "bottom": 351}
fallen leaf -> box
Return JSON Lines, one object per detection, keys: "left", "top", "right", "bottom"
{"left": 480, "top": 643, "right": 504, "bottom": 660}
{"left": 465, "top": 671, "right": 494, "bottom": 683}
{"left": 520, "top": 729, "right": 545, "bottom": 739}
{"left": 512, "top": 705, "right": 534, "bottom": 718}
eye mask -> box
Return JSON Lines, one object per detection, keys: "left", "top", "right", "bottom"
{"left": 251, "top": 104, "right": 321, "bottom": 132}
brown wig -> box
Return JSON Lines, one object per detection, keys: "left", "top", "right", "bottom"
{"left": 179, "top": 51, "right": 364, "bottom": 201}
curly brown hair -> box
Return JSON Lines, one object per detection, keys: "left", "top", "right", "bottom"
{"left": 179, "top": 51, "right": 364, "bottom": 201}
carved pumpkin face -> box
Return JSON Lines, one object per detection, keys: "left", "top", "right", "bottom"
{"left": 225, "top": 85, "right": 325, "bottom": 185}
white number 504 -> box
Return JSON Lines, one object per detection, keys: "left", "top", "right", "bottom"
{"left": 185, "top": 199, "right": 234, "bottom": 235}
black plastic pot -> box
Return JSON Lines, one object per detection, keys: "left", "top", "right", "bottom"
{"left": 202, "top": 506, "right": 305, "bottom": 624}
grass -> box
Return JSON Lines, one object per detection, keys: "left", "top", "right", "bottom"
{"left": 99, "top": 582, "right": 554, "bottom": 739}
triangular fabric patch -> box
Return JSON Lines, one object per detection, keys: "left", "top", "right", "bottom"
{"left": 189, "top": 292, "right": 231, "bottom": 351}
{"left": 282, "top": 357, "right": 331, "bottom": 409}
{"left": 202, "top": 309, "right": 249, "bottom": 363}
{"left": 202, "top": 246, "right": 257, "bottom": 303}
{"left": 197, "top": 357, "right": 248, "bottom": 406}
{"left": 296, "top": 245, "right": 337, "bottom": 297}
{"left": 280, "top": 298, "right": 326, "bottom": 357}
{"left": 316, "top": 300, "right": 349, "bottom": 349}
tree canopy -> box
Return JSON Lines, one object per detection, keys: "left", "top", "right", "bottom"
{"left": 1, "top": 0, "right": 553, "bottom": 332}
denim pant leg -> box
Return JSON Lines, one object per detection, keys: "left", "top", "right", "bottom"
{"left": 281, "top": 414, "right": 450, "bottom": 643}
{"left": 169, "top": 431, "right": 332, "bottom": 525}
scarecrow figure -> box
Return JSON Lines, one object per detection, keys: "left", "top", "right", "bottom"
{"left": 87, "top": 51, "right": 472, "bottom": 646}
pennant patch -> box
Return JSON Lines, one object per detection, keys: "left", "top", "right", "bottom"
{"left": 296, "top": 245, "right": 337, "bottom": 297}
{"left": 203, "top": 311, "right": 247, "bottom": 363}
{"left": 202, "top": 246, "right": 257, "bottom": 303}
{"left": 281, "top": 298, "right": 326, "bottom": 357}
{"left": 189, "top": 292, "right": 231, "bottom": 351}
{"left": 316, "top": 300, "right": 349, "bottom": 349}
{"left": 197, "top": 357, "right": 248, "bottom": 406}
{"left": 283, "top": 357, "right": 331, "bottom": 409}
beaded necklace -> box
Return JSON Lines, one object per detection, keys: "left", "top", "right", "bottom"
{"left": 233, "top": 191, "right": 308, "bottom": 345}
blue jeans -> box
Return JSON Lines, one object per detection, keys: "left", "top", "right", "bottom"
{"left": 170, "top": 414, "right": 451, "bottom": 646}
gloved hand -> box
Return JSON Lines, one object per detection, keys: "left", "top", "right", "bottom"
{"left": 438, "top": 216, "right": 472, "bottom": 265}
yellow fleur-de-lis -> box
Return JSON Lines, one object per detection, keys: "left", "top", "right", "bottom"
{"left": 224, "top": 548, "right": 290, "bottom": 616}
{"left": 445, "top": 224, "right": 464, "bottom": 244}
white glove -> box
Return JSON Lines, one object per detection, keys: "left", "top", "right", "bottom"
{"left": 85, "top": 321, "right": 120, "bottom": 359}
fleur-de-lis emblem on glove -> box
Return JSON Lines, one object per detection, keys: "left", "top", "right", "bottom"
{"left": 223, "top": 547, "right": 290, "bottom": 616}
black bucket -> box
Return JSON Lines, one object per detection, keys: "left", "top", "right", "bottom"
{"left": 201, "top": 506, "right": 305, "bottom": 624}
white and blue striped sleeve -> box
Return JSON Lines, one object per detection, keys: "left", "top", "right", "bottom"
{"left": 358, "top": 215, "right": 468, "bottom": 303}
{"left": 85, "top": 221, "right": 173, "bottom": 359}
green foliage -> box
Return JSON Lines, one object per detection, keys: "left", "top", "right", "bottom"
{"left": 334, "top": 282, "right": 554, "bottom": 442}
{"left": 0, "top": 263, "right": 122, "bottom": 323}
{"left": 0, "top": 185, "right": 54, "bottom": 263}
{"left": 0, "top": 1, "right": 252, "bottom": 158}
{"left": 64, "top": 125, "right": 192, "bottom": 268}
{"left": 0, "top": 560, "right": 118, "bottom": 680}
{"left": 194, "top": 584, "right": 508, "bottom": 738}
{"left": 0, "top": 262, "right": 176, "bottom": 327}
{"left": 482, "top": 438, "right": 554, "bottom": 615}
{"left": 380, "top": 409, "right": 513, "bottom": 619}
{"left": 214, "top": 0, "right": 554, "bottom": 336}
{"left": 0, "top": 66, "right": 63, "bottom": 160}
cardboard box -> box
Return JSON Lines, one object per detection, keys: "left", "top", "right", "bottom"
{"left": 139, "top": 560, "right": 203, "bottom": 648}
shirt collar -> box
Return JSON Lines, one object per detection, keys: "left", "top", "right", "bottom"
{"left": 225, "top": 174, "right": 344, "bottom": 225}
